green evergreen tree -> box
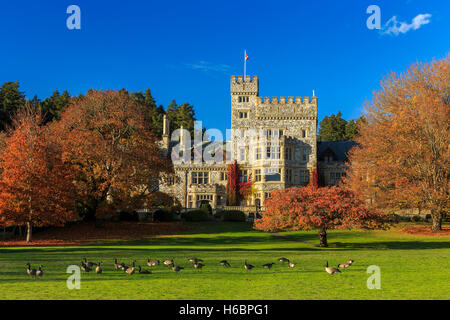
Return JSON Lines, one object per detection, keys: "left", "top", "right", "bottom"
{"left": 166, "top": 99, "right": 179, "bottom": 135}
{"left": 176, "top": 103, "right": 195, "bottom": 136}
{"left": 318, "top": 111, "right": 348, "bottom": 141}
{"left": 319, "top": 111, "right": 364, "bottom": 141}
{"left": 41, "top": 90, "right": 70, "bottom": 123}
{"left": 0, "top": 81, "right": 26, "bottom": 131}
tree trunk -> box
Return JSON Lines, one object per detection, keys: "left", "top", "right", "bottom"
{"left": 431, "top": 212, "right": 442, "bottom": 231}
{"left": 26, "top": 221, "right": 32, "bottom": 243}
{"left": 318, "top": 227, "right": 328, "bottom": 247}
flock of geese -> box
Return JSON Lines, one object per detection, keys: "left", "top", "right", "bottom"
{"left": 26, "top": 257, "right": 354, "bottom": 278}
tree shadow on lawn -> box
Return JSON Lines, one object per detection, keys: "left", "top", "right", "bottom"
{"left": 329, "top": 241, "right": 450, "bottom": 250}
{"left": 2, "top": 236, "right": 449, "bottom": 256}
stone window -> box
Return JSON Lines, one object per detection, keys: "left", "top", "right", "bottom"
{"left": 168, "top": 176, "right": 175, "bottom": 185}
{"left": 239, "top": 112, "right": 248, "bottom": 119}
{"left": 196, "top": 194, "right": 213, "bottom": 201}
{"left": 255, "top": 169, "right": 262, "bottom": 182}
{"left": 239, "top": 147, "right": 246, "bottom": 161}
{"left": 286, "top": 169, "right": 293, "bottom": 183}
{"left": 329, "top": 172, "right": 345, "bottom": 185}
{"left": 239, "top": 170, "right": 248, "bottom": 182}
{"left": 192, "top": 172, "right": 209, "bottom": 184}
{"left": 301, "top": 129, "right": 307, "bottom": 138}
{"left": 220, "top": 172, "right": 228, "bottom": 181}
{"left": 285, "top": 147, "right": 292, "bottom": 160}
{"left": 300, "top": 170, "right": 310, "bottom": 184}
{"left": 265, "top": 168, "right": 281, "bottom": 181}
{"left": 272, "top": 147, "right": 280, "bottom": 159}
{"left": 255, "top": 148, "right": 261, "bottom": 160}
{"left": 302, "top": 148, "right": 309, "bottom": 162}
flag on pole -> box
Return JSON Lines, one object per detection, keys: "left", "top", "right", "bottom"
{"left": 244, "top": 50, "right": 249, "bottom": 78}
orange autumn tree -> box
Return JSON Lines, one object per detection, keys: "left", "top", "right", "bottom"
{"left": 254, "top": 185, "right": 388, "bottom": 247}
{"left": 51, "top": 90, "right": 172, "bottom": 220}
{"left": 344, "top": 56, "right": 449, "bottom": 231}
{"left": 0, "top": 106, "right": 77, "bottom": 242}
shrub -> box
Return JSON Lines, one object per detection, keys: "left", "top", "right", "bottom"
{"left": 213, "top": 210, "right": 224, "bottom": 220}
{"left": 182, "top": 210, "right": 212, "bottom": 222}
{"left": 222, "top": 210, "right": 247, "bottom": 222}
{"left": 200, "top": 203, "right": 212, "bottom": 215}
{"left": 153, "top": 209, "right": 176, "bottom": 222}
{"left": 411, "top": 215, "right": 421, "bottom": 222}
{"left": 119, "top": 211, "right": 139, "bottom": 221}
{"left": 386, "top": 213, "right": 399, "bottom": 222}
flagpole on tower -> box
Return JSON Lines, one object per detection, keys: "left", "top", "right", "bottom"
{"left": 244, "top": 49, "right": 247, "bottom": 78}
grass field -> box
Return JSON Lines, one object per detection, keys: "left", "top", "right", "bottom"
{"left": 0, "top": 222, "right": 449, "bottom": 300}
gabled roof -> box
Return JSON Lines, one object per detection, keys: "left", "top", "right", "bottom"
{"left": 317, "top": 141, "right": 358, "bottom": 162}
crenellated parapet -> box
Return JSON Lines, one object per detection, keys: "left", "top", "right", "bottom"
{"left": 230, "top": 75, "right": 259, "bottom": 95}
{"left": 255, "top": 95, "right": 317, "bottom": 119}
{"left": 256, "top": 96, "right": 317, "bottom": 104}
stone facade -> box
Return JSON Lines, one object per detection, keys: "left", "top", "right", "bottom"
{"left": 160, "top": 75, "right": 350, "bottom": 210}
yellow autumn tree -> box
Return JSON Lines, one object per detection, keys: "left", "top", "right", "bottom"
{"left": 344, "top": 56, "right": 449, "bottom": 231}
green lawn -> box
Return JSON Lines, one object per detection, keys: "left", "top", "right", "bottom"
{"left": 0, "top": 222, "right": 449, "bottom": 300}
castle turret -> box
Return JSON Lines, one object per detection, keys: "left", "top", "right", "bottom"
{"left": 230, "top": 75, "right": 259, "bottom": 96}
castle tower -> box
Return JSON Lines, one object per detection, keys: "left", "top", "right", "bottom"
{"left": 230, "top": 75, "right": 259, "bottom": 130}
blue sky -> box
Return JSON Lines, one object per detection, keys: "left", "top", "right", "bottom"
{"left": 0, "top": 0, "right": 448, "bottom": 133}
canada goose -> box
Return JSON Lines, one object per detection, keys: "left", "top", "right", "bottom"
{"left": 325, "top": 261, "right": 341, "bottom": 275}
{"left": 147, "top": 259, "right": 160, "bottom": 267}
{"left": 138, "top": 266, "right": 152, "bottom": 274}
{"left": 288, "top": 262, "right": 296, "bottom": 268}
{"left": 278, "top": 257, "right": 290, "bottom": 263}
{"left": 114, "top": 259, "right": 121, "bottom": 270}
{"left": 26, "top": 263, "right": 36, "bottom": 277}
{"left": 36, "top": 265, "right": 44, "bottom": 277}
{"left": 172, "top": 265, "right": 184, "bottom": 272}
{"left": 244, "top": 260, "right": 254, "bottom": 271}
{"left": 81, "top": 261, "right": 91, "bottom": 273}
{"left": 338, "top": 259, "right": 354, "bottom": 269}
{"left": 95, "top": 262, "right": 102, "bottom": 274}
{"left": 262, "top": 263, "right": 275, "bottom": 269}
{"left": 126, "top": 261, "right": 136, "bottom": 275}
{"left": 194, "top": 263, "right": 205, "bottom": 269}
{"left": 163, "top": 258, "right": 174, "bottom": 266}
{"left": 188, "top": 257, "right": 203, "bottom": 264}
{"left": 220, "top": 260, "right": 231, "bottom": 267}
{"left": 120, "top": 262, "right": 128, "bottom": 271}
{"left": 83, "top": 258, "right": 97, "bottom": 268}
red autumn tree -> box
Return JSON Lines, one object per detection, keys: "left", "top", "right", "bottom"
{"left": 51, "top": 90, "right": 173, "bottom": 220}
{"left": 0, "top": 106, "right": 77, "bottom": 242}
{"left": 254, "top": 185, "right": 389, "bottom": 247}
{"left": 226, "top": 160, "right": 253, "bottom": 206}
{"left": 344, "top": 56, "right": 449, "bottom": 231}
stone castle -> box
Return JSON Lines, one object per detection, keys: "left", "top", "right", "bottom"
{"left": 160, "top": 75, "right": 355, "bottom": 211}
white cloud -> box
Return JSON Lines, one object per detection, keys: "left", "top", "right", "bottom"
{"left": 382, "top": 13, "right": 432, "bottom": 36}
{"left": 185, "top": 61, "right": 231, "bottom": 73}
